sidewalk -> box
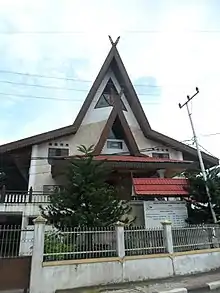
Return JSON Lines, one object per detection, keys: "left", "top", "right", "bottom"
{"left": 70, "top": 269, "right": 220, "bottom": 293}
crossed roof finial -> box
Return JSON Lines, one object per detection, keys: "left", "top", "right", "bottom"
{"left": 108, "top": 35, "right": 120, "bottom": 46}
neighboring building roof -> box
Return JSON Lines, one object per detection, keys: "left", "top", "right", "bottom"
{"left": 0, "top": 38, "right": 218, "bottom": 167}
{"left": 133, "top": 178, "right": 189, "bottom": 196}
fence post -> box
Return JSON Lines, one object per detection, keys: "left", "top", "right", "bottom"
{"left": 115, "top": 222, "right": 125, "bottom": 258}
{"left": 29, "top": 186, "right": 33, "bottom": 203}
{"left": 30, "top": 215, "right": 47, "bottom": 293}
{"left": 161, "top": 220, "right": 173, "bottom": 254}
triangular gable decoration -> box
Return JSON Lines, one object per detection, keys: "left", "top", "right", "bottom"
{"left": 95, "top": 78, "right": 127, "bottom": 111}
{"left": 94, "top": 107, "right": 140, "bottom": 156}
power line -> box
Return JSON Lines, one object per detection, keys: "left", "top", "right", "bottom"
{"left": 0, "top": 69, "right": 162, "bottom": 88}
{"left": 0, "top": 79, "right": 160, "bottom": 95}
{"left": 0, "top": 69, "right": 91, "bottom": 83}
{"left": 0, "top": 91, "right": 83, "bottom": 102}
{"left": 0, "top": 91, "right": 160, "bottom": 103}
{"left": 198, "top": 144, "right": 218, "bottom": 159}
{"left": 1, "top": 29, "right": 220, "bottom": 34}
{"left": 200, "top": 132, "right": 220, "bottom": 138}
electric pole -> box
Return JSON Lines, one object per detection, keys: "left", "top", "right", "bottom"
{"left": 179, "top": 87, "right": 217, "bottom": 223}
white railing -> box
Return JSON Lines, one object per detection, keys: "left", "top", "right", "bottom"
{"left": 43, "top": 223, "right": 220, "bottom": 262}
{"left": 124, "top": 226, "right": 165, "bottom": 255}
{"left": 0, "top": 190, "right": 50, "bottom": 204}
{"left": 44, "top": 226, "right": 117, "bottom": 261}
{"left": 172, "top": 225, "right": 220, "bottom": 252}
{"left": 3, "top": 220, "right": 220, "bottom": 261}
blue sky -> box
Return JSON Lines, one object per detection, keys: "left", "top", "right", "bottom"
{"left": 0, "top": 0, "right": 220, "bottom": 159}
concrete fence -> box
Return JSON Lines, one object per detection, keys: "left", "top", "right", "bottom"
{"left": 29, "top": 217, "right": 220, "bottom": 293}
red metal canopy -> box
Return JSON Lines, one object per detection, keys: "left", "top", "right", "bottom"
{"left": 94, "top": 155, "right": 191, "bottom": 164}
{"left": 133, "top": 178, "right": 189, "bottom": 196}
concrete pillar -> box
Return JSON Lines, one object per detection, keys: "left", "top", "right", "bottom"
{"left": 30, "top": 215, "right": 47, "bottom": 293}
{"left": 28, "top": 145, "right": 38, "bottom": 190}
{"left": 157, "top": 169, "right": 166, "bottom": 178}
{"left": 19, "top": 214, "right": 29, "bottom": 255}
{"left": 161, "top": 220, "right": 173, "bottom": 254}
{"left": 115, "top": 222, "right": 125, "bottom": 258}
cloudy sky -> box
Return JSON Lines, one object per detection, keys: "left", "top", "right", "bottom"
{"left": 0, "top": 0, "right": 219, "bottom": 159}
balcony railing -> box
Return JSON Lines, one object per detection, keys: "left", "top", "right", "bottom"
{"left": 0, "top": 187, "right": 50, "bottom": 204}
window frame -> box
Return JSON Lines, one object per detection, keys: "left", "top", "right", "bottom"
{"left": 152, "top": 152, "right": 170, "bottom": 159}
{"left": 107, "top": 140, "right": 123, "bottom": 149}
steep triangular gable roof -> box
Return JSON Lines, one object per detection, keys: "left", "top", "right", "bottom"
{"left": 0, "top": 37, "right": 218, "bottom": 167}
{"left": 93, "top": 105, "right": 140, "bottom": 156}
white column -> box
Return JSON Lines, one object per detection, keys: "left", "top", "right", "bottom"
{"left": 115, "top": 222, "right": 125, "bottom": 258}
{"left": 157, "top": 169, "right": 166, "bottom": 178}
{"left": 28, "top": 145, "right": 38, "bottom": 191}
{"left": 30, "top": 215, "right": 47, "bottom": 293}
{"left": 19, "top": 214, "right": 29, "bottom": 255}
{"left": 161, "top": 220, "right": 173, "bottom": 254}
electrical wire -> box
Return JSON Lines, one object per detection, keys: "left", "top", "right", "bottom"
{"left": 0, "top": 78, "right": 162, "bottom": 92}
{"left": 198, "top": 143, "right": 218, "bottom": 159}
{"left": 0, "top": 69, "right": 162, "bottom": 88}
{"left": 199, "top": 132, "right": 220, "bottom": 138}
{"left": 1, "top": 29, "right": 220, "bottom": 34}
{"left": 0, "top": 91, "right": 160, "bottom": 103}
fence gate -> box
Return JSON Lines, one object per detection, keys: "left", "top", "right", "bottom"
{"left": 0, "top": 225, "right": 33, "bottom": 291}
{"left": 0, "top": 256, "right": 31, "bottom": 291}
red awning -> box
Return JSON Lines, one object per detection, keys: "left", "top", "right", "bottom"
{"left": 133, "top": 178, "right": 189, "bottom": 196}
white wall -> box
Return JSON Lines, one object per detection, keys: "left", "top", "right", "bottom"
{"left": 37, "top": 250, "right": 220, "bottom": 293}
{"left": 28, "top": 120, "right": 106, "bottom": 192}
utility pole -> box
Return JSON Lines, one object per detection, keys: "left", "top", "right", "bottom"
{"left": 179, "top": 87, "right": 217, "bottom": 223}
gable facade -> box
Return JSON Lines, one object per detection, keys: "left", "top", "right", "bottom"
{"left": 0, "top": 38, "right": 218, "bottom": 194}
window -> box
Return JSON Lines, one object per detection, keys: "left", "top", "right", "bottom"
{"left": 107, "top": 141, "right": 123, "bottom": 149}
{"left": 95, "top": 79, "right": 127, "bottom": 111}
{"left": 108, "top": 116, "right": 124, "bottom": 140}
{"left": 48, "top": 148, "right": 69, "bottom": 163}
{"left": 48, "top": 148, "right": 69, "bottom": 157}
{"left": 152, "top": 152, "right": 170, "bottom": 159}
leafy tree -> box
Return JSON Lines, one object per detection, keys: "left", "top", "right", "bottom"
{"left": 41, "top": 145, "right": 131, "bottom": 229}
{"left": 184, "top": 166, "right": 220, "bottom": 224}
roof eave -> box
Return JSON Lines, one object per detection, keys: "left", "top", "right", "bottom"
{"left": 0, "top": 125, "right": 77, "bottom": 154}
{"left": 148, "top": 130, "right": 218, "bottom": 167}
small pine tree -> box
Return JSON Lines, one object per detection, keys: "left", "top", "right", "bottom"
{"left": 40, "top": 145, "right": 131, "bottom": 229}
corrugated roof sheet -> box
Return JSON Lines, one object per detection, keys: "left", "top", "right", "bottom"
{"left": 94, "top": 155, "right": 192, "bottom": 164}
{"left": 133, "top": 178, "right": 189, "bottom": 196}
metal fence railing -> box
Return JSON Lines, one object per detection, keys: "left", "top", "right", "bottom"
{"left": 172, "top": 225, "right": 220, "bottom": 252}
{"left": 0, "top": 225, "right": 34, "bottom": 258}
{"left": 124, "top": 226, "right": 165, "bottom": 256}
{"left": 43, "top": 226, "right": 117, "bottom": 261}
{"left": 2, "top": 223, "right": 220, "bottom": 261}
